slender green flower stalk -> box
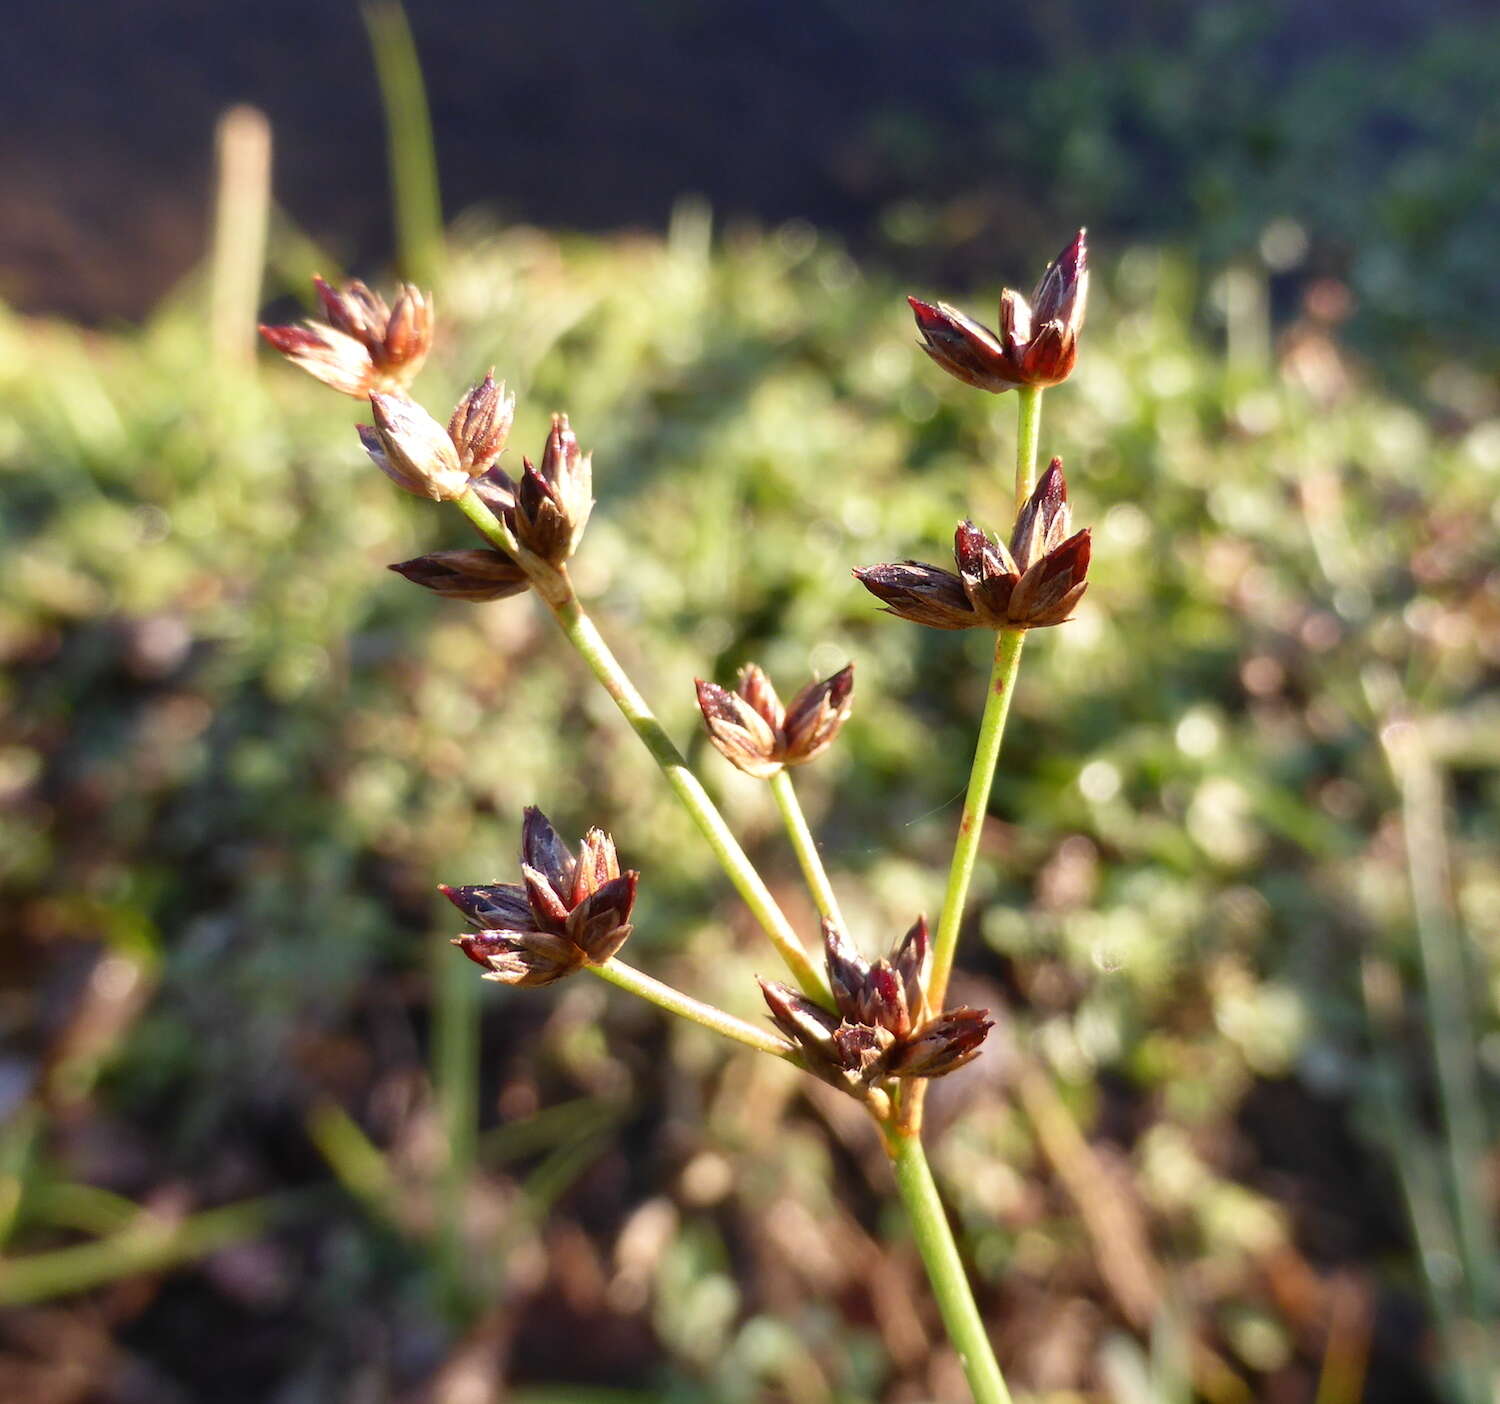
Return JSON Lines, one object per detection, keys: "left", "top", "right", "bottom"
{"left": 925, "top": 627, "right": 1026, "bottom": 1015}
{"left": 768, "top": 768, "right": 847, "bottom": 932}
{"left": 1013, "top": 385, "right": 1043, "bottom": 509}
{"left": 887, "top": 1129, "right": 1014, "bottom": 1404}
{"left": 458, "top": 488, "right": 830, "bottom": 1003}
{"left": 926, "top": 385, "right": 1042, "bottom": 1015}
{"left": 590, "top": 958, "right": 799, "bottom": 1062}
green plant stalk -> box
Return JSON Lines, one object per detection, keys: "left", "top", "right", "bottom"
{"left": 1383, "top": 726, "right": 1499, "bottom": 1339}
{"left": 888, "top": 1129, "right": 1013, "bottom": 1404}
{"left": 1013, "top": 385, "right": 1043, "bottom": 510}
{"left": 591, "top": 958, "right": 798, "bottom": 1062}
{"left": 926, "top": 628, "right": 1025, "bottom": 1014}
{"left": 363, "top": 1, "right": 445, "bottom": 288}
{"left": 456, "top": 492, "right": 830, "bottom": 1004}
{"left": 555, "top": 592, "right": 830, "bottom": 1003}
{"left": 433, "top": 940, "right": 480, "bottom": 1317}
{"left": 768, "top": 767, "right": 847, "bottom": 932}
{"left": 928, "top": 386, "right": 1043, "bottom": 1014}
{"left": 0, "top": 1193, "right": 305, "bottom": 1307}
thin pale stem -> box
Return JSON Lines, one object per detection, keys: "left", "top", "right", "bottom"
{"left": 590, "top": 958, "right": 799, "bottom": 1062}
{"left": 927, "top": 629, "right": 1025, "bottom": 1015}
{"left": 888, "top": 1129, "right": 1013, "bottom": 1404}
{"left": 458, "top": 491, "right": 829, "bottom": 1004}
{"left": 456, "top": 489, "right": 523, "bottom": 557}
{"left": 768, "top": 767, "right": 847, "bottom": 932}
{"left": 1014, "top": 385, "right": 1043, "bottom": 510}
{"left": 1381, "top": 722, "right": 1499, "bottom": 1334}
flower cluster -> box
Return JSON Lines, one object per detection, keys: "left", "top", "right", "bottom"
{"left": 444, "top": 808, "right": 637, "bottom": 986}
{"left": 259, "top": 277, "right": 433, "bottom": 398}
{"left": 856, "top": 459, "right": 1090, "bottom": 630}
{"left": 695, "top": 664, "right": 854, "bottom": 779}
{"left": 908, "top": 231, "right": 1088, "bottom": 393}
{"left": 759, "top": 920, "right": 992, "bottom": 1094}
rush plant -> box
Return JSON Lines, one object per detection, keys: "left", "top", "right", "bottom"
{"left": 262, "top": 231, "right": 1091, "bottom": 1403}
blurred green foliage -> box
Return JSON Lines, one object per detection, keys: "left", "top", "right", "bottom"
{"left": 869, "top": 5, "right": 1500, "bottom": 380}
{"left": 2, "top": 208, "right": 1498, "bottom": 1401}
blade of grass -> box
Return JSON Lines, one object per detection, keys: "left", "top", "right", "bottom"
{"left": 362, "top": 1, "right": 444, "bottom": 288}
{"left": 0, "top": 1193, "right": 308, "bottom": 1307}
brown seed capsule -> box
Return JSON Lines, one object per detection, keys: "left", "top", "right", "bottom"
{"left": 447, "top": 371, "right": 516, "bottom": 477}
{"left": 856, "top": 458, "right": 1090, "bottom": 632}
{"left": 759, "top": 916, "right": 991, "bottom": 1094}
{"left": 909, "top": 231, "right": 1088, "bottom": 394}
{"left": 388, "top": 549, "right": 529, "bottom": 602}
{"left": 443, "top": 807, "right": 638, "bottom": 986}
{"left": 260, "top": 277, "right": 433, "bottom": 396}
{"left": 696, "top": 664, "right": 854, "bottom": 778}
{"left": 504, "top": 414, "right": 594, "bottom": 566}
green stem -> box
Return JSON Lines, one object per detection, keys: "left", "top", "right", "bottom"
{"left": 768, "top": 767, "right": 847, "bottom": 932}
{"left": 927, "top": 629, "right": 1025, "bottom": 1013}
{"left": 458, "top": 491, "right": 829, "bottom": 1005}
{"left": 590, "top": 958, "right": 799, "bottom": 1062}
{"left": 1382, "top": 722, "right": 1499, "bottom": 1334}
{"left": 888, "top": 1130, "right": 1013, "bottom": 1404}
{"left": 1014, "top": 386, "right": 1043, "bottom": 510}
{"left": 362, "top": 1, "right": 445, "bottom": 288}
{"left": 555, "top": 595, "right": 829, "bottom": 1004}
{"left": 456, "top": 489, "right": 523, "bottom": 556}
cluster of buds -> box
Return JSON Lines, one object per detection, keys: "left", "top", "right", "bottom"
{"left": 475, "top": 413, "right": 594, "bottom": 567}
{"left": 856, "top": 459, "right": 1090, "bottom": 630}
{"left": 760, "top": 920, "right": 992, "bottom": 1094}
{"left": 444, "top": 808, "right": 637, "bottom": 986}
{"left": 695, "top": 664, "right": 853, "bottom": 779}
{"left": 359, "top": 371, "right": 516, "bottom": 503}
{"left": 260, "top": 277, "right": 433, "bottom": 398}
{"left": 908, "top": 231, "right": 1087, "bottom": 393}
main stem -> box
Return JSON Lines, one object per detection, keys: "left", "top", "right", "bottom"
{"left": 768, "top": 768, "right": 847, "bottom": 932}
{"left": 590, "top": 958, "right": 799, "bottom": 1062}
{"left": 928, "top": 386, "right": 1043, "bottom": 1014}
{"left": 458, "top": 490, "right": 829, "bottom": 1005}
{"left": 927, "top": 629, "right": 1025, "bottom": 1013}
{"left": 1013, "top": 385, "right": 1043, "bottom": 511}
{"left": 888, "top": 1130, "right": 1013, "bottom": 1404}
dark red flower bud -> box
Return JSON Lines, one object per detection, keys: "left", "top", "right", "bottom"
{"left": 451, "top": 930, "right": 582, "bottom": 987}
{"left": 857, "top": 458, "right": 1090, "bottom": 633}
{"left": 852, "top": 561, "right": 978, "bottom": 630}
{"left": 388, "top": 549, "right": 529, "bottom": 602}
{"left": 510, "top": 414, "right": 594, "bottom": 565}
{"left": 446, "top": 808, "right": 638, "bottom": 986}
{"left": 908, "top": 231, "right": 1088, "bottom": 394}
{"left": 440, "top": 882, "right": 533, "bottom": 929}
{"left": 696, "top": 663, "right": 854, "bottom": 778}
{"left": 781, "top": 665, "right": 854, "bottom": 766}
{"left": 765, "top": 915, "right": 989, "bottom": 1096}
{"left": 888, "top": 1007, "right": 994, "bottom": 1078}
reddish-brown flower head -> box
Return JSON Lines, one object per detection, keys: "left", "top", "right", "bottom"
{"left": 695, "top": 664, "right": 854, "bottom": 779}
{"left": 259, "top": 277, "right": 433, "bottom": 397}
{"left": 855, "top": 458, "right": 1091, "bottom": 631}
{"left": 357, "top": 371, "right": 517, "bottom": 503}
{"left": 444, "top": 808, "right": 638, "bottom": 986}
{"left": 760, "top": 918, "right": 992, "bottom": 1093}
{"left": 909, "top": 231, "right": 1088, "bottom": 393}
{"left": 477, "top": 414, "right": 594, "bottom": 566}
